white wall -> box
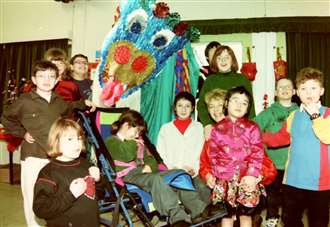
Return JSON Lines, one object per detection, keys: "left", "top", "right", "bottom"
{"left": 1, "top": 1, "right": 74, "bottom": 43}
{"left": 1, "top": 0, "right": 330, "bottom": 61}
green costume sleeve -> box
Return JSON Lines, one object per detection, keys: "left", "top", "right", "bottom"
{"left": 105, "top": 137, "right": 137, "bottom": 162}
{"left": 254, "top": 109, "right": 270, "bottom": 132}
{"left": 197, "top": 78, "right": 213, "bottom": 126}
{"left": 144, "top": 153, "right": 158, "bottom": 172}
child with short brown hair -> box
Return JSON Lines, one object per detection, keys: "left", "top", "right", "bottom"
{"left": 70, "top": 54, "right": 93, "bottom": 100}
{"left": 263, "top": 67, "right": 330, "bottom": 227}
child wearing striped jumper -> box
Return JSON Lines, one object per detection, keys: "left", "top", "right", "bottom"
{"left": 262, "top": 67, "right": 330, "bottom": 227}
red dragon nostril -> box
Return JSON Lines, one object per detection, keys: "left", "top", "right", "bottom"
{"left": 114, "top": 45, "right": 131, "bottom": 64}
{"left": 131, "top": 55, "right": 148, "bottom": 73}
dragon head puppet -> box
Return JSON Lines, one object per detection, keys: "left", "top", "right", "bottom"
{"left": 98, "top": 0, "right": 199, "bottom": 106}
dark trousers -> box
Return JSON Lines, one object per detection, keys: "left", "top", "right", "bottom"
{"left": 282, "top": 185, "right": 330, "bottom": 227}
{"left": 265, "top": 170, "right": 284, "bottom": 219}
{"left": 193, "top": 176, "right": 211, "bottom": 204}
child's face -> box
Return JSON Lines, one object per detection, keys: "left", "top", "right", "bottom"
{"left": 207, "top": 98, "right": 224, "bottom": 122}
{"left": 175, "top": 98, "right": 193, "bottom": 120}
{"left": 32, "top": 70, "right": 58, "bottom": 93}
{"left": 227, "top": 93, "right": 249, "bottom": 120}
{"left": 51, "top": 60, "right": 66, "bottom": 76}
{"left": 58, "top": 128, "right": 83, "bottom": 161}
{"left": 216, "top": 49, "right": 232, "bottom": 73}
{"left": 125, "top": 126, "right": 142, "bottom": 140}
{"left": 296, "top": 79, "right": 324, "bottom": 105}
{"left": 72, "top": 57, "right": 88, "bottom": 75}
{"left": 275, "top": 78, "right": 295, "bottom": 101}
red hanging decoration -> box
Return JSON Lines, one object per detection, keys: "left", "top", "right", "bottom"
{"left": 240, "top": 47, "right": 257, "bottom": 81}
{"left": 273, "top": 47, "right": 287, "bottom": 81}
{"left": 263, "top": 94, "right": 269, "bottom": 110}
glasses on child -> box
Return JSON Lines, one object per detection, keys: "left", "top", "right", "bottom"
{"left": 35, "top": 74, "right": 57, "bottom": 80}
{"left": 229, "top": 97, "right": 249, "bottom": 106}
{"left": 277, "top": 85, "right": 293, "bottom": 90}
{"left": 73, "top": 60, "right": 88, "bottom": 65}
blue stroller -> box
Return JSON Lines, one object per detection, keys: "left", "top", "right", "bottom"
{"left": 77, "top": 108, "right": 227, "bottom": 226}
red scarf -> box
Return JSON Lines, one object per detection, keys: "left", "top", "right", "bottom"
{"left": 173, "top": 118, "right": 192, "bottom": 135}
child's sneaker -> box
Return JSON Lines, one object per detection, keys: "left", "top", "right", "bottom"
{"left": 264, "top": 218, "right": 279, "bottom": 227}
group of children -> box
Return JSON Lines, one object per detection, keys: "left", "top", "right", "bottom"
{"left": 1, "top": 43, "right": 329, "bottom": 227}
{"left": 155, "top": 67, "right": 329, "bottom": 227}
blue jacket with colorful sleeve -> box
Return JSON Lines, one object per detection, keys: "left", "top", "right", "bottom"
{"left": 263, "top": 106, "right": 330, "bottom": 191}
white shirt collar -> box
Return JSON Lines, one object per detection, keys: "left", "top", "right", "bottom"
{"left": 299, "top": 101, "right": 321, "bottom": 112}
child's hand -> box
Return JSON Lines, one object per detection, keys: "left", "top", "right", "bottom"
{"left": 134, "top": 136, "right": 144, "bottom": 145}
{"left": 84, "top": 99, "right": 97, "bottom": 113}
{"left": 24, "top": 132, "right": 35, "bottom": 143}
{"left": 205, "top": 173, "right": 216, "bottom": 189}
{"left": 184, "top": 166, "right": 195, "bottom": 176}
{"left": 69, "top": 178, "right": 87, "bottom": 198}
{"left": 240, "top": 176, "right": 257, "bottom": 192}
{"left": 89, "top": 166, "right": 100, "bottom": 182}
{"left": 142, "top": 165, "right": 152, "bottom": 173}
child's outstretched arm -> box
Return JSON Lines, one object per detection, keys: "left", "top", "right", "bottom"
{"left": 33, "top": 177, "right": 86, "bottom": 219}
{"left": 262, "top": 112, "right": 294, "bottom": 148}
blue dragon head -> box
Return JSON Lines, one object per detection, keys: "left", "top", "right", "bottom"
{"left": 98, "top": 0, "right": 199, "bottom": 106}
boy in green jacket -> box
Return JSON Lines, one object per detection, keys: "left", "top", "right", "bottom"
{"left": 254, "top": 78, "right": 298, "bottom": 227}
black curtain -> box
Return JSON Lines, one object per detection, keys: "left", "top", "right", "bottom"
{"left": 286, "top": 33, "right": 330, "bottom": 106}
{"left": 0, "top": 39, "right": 70, "bottom": 115}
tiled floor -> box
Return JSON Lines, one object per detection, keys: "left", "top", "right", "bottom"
{"left": 0, "top": 183, "right": 25, "bottom": 227}
{"left": 0, "top": 182, "right": 329, "bottom": 227}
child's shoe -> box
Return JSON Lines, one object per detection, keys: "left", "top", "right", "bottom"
{"left": 263, "top": 218, "right": 279, "bottom": 227}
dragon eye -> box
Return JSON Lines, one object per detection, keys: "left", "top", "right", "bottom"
{"left": 127, "top": 9, "right": 148, "bottom": 34}
{"left": 151, "top": 29, "right": 175, "bottom": 50}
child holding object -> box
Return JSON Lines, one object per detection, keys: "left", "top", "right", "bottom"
{"left": 33, "top": 118, "right": 100, "bottom": 227}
